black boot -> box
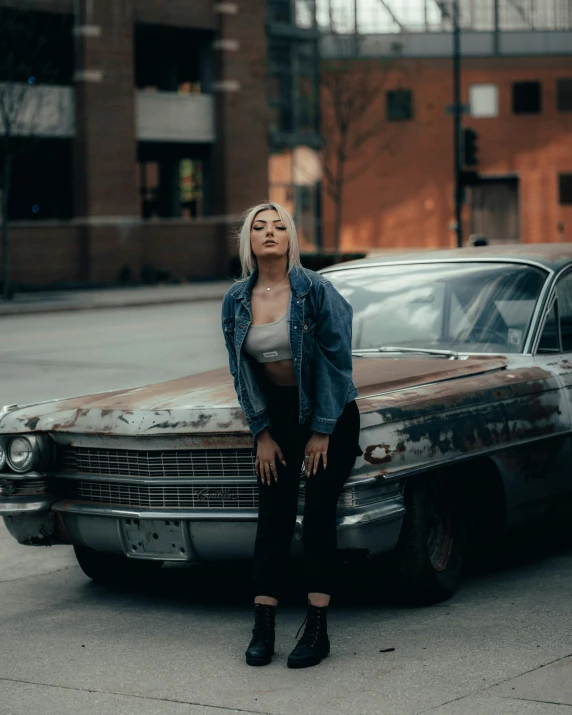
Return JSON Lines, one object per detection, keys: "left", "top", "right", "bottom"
{"left": 245, "top": 603, "right": 276, "bottom": 666}
{"left": 287, "top": 601, "right": 330, "bottom": 669}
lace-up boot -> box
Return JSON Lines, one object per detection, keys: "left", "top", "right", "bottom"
{"left": 245, "top": 603, "right": 276, "bottom": 666}
{"left": 287, "top": 601, "right": 330, "bottom": 668}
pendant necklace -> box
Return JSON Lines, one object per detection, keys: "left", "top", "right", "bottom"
{"left": 262, "top": 275, "right": 287, "bottom": 292}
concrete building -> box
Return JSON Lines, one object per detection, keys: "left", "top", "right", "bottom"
{"left": 0, "top": 0, "right": 268, "bottom": 287}
{"left": 316, "top": 0, "right": 572, "bottom": 250}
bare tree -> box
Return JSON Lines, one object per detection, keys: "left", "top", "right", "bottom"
{"left": 321, "top": 37, "right": 407, "bottom": 252}
{"left": 0, "top": 3, "right": 70, "bottom": 299}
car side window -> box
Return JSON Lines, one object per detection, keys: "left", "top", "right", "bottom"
{"left": 538, "top": 302, "right": 559, "bottom": 352}
{"left": 557, "top": 273, "right": 572, "bottom": 352}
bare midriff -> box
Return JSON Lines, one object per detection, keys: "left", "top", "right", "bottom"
{"left": 262, "top": 359, "right": 297, "bottom": 386}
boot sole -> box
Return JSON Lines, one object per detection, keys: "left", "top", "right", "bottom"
{"left": 287, "top": 652, "right": 329, "bottom": 669}
{"left": 245, "top": 651, "right": 274, "bottom": 666}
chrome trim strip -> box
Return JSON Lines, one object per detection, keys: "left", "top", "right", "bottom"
{"left": 0, "top": 497, "right": 56, "bottom": 515}
{"left": 51, "top": 499, "right": 406, "bottom": 527}
{"left": 51, "top": 500, "right": 260, "bottom": 521}
{"left": 336, "top": 501, "right": 405, "bottom": 528}
{"left": 0, "top": 471, "right": 53, "bottom": 482}
{"left": 55, "top": 473, "right": 257, "bottom": 486}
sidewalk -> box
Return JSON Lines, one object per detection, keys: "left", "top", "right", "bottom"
{"left": 0, "top": 281, "right": 234, "bottom": 317}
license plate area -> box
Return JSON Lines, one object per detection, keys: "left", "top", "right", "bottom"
{"left": 120, "top": 518, "right": 189, "bottom": 560}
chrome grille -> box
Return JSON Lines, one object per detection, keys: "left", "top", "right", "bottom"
{"left": 59, "top": 447, "right": 256, "bottom": 479}
{"left": 62, "top": 480, "right": 259, "bottom": 509}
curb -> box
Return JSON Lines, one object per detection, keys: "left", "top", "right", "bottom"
{"left": 0, "top": 291, "right": 229, "bottom": 317}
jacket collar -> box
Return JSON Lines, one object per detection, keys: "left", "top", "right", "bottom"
{"left": 231, "top": 265, "right": 312, "bottom": 301}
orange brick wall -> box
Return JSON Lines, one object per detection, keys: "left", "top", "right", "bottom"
{"left": 319, "top": 56, "right": 572, "bottom": 251}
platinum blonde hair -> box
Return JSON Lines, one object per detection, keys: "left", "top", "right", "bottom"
{"left": 237, "top": 202, "right": 302, "bottom": 279}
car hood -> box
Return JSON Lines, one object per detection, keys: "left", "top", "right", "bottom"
{"left": 0, "top": 357, "right": 507, "bottom": 437}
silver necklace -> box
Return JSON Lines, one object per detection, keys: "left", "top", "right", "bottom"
{"left": 261, "top": 275, "right": 288, "bottom": 292}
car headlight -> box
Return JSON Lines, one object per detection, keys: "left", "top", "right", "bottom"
{"left": 0, "top": 444, "right": 6, "bottom": 471}
{"left": 8, "top": 436, "right": 37, "bottom": 473}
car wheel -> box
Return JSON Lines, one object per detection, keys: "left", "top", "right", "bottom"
{"left": 74, "top": 546, "right": 164, "bottom": 586}
{"left": 393, "top": 476, "right": 465, "bottom": 605}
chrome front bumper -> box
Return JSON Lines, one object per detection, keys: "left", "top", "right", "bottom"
{"left": 1, "top": 492, "right": 405, "bottom": 561}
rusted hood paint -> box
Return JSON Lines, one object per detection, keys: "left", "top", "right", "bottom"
{"left": 0, "top": 357, "right": 506, "bottom": 437}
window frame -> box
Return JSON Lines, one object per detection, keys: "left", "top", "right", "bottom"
{"left": 536, "top": 293, "right": 561, "bottom": 354}
{"left": 512, "top": 80, "right": 542, "bottom": 115}
{"left": 556, "top": 78, "right": 572, "bottom": 112}
{"left": 535, "top": 268, "right": 572, "bottom": 355}
{"left": 386, "top": 89, "right": 413, "bottom": 122}
{"left": 558, "top": 173, "right": 572, "bottom": 206}
{"left": 469, "top": 83, "right": 499, "bottom": 118}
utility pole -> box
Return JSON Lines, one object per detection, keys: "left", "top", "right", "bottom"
{"left": 452, "top": 0, "right": 463, "bottom": 248}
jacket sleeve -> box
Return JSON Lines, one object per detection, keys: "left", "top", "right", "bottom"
{"left": 221, "top": 294, "right": 238, "bottom": 384}
{"left": 311, "top": 279, "right": 355, "bottom": 434}
{"left": 221, "top": 293, "right": 270, "bottom": 438}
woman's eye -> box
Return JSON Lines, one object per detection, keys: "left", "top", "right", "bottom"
{"left": 276, "top": 226, "right": 286, "bottom": 231}
{"left": 253, "top": 226, "right": 263, "bottom": 231}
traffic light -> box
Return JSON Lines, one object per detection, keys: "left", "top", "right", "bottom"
{"left": 463, "top": 128, "right": 479, "bottom": 166}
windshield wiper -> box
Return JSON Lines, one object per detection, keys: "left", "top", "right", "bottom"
{"left": 352, "top": 346, "right": 460, "bottom": 360}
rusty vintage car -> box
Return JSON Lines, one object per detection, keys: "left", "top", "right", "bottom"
{"left": 2, "top": 245, "right": 572, "bottom": 604}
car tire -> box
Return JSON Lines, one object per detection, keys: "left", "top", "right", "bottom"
{"left": 393, "top": 476, "right": 465, "bottom": 606}
{"left": 74, "top": 546, "right": 164, "bottom": 586}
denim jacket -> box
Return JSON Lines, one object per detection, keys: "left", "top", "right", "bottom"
{"left": 221, "top": 265, "right": 358, "bottom": 437}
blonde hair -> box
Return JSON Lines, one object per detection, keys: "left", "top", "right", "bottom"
{"left": 237, "top": 202, "right": 302, "bottom": 279}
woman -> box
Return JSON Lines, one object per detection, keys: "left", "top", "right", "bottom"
{"left": 221, "top": 202, "right": 361, "bottom": 669}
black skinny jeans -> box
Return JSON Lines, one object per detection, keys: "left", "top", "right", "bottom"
{"left": 252, "top": 381, "right": 361, "bottom": 600}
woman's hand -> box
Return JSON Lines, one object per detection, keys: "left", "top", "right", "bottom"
{"left": 304, "top": 432, "right": 329, "bottom": 477}
{"left": 255, "top": 429, "right": 286, "bottom": 485}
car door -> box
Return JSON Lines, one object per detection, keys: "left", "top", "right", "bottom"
{"left": 532, "top": 268, "right": 572, "bottom": 497}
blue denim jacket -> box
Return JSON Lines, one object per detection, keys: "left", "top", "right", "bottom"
{"left": 221, "top": 266, "right": 358, "bottom": 437}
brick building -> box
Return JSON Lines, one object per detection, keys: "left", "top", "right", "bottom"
{"left": 315, "top": 0, "right": 572, "bottom": 251}
{"left": 0, "top": 0, "right": 268, "bottom": 287}
{"left": 317, "top": 55, "right": 572, "bottom": 251}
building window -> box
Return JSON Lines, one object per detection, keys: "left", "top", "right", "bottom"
{"left": 8, "top": 139, "right": 73, "bottom": 220}
{"left": 557, "top": 79, "right": 572, "bottom": 111}
{"left": 135, "top": 25, "right": 212, "bottom": 93}
{"left": 138, "top": 144, "right": 209, "bottom": 219}
{"left": 469, "top": 83, "right": 499, "bottom": 118}
{"left": 0, "top": 8, "right": 74, "bottom": 86}
{"left": 387, "top": 90, "right": 413, "bottom": 122}
{"left": 559, "top": 174, "right": 572, "bottom": 206}
{"left": 512, "top": 81, "right": 541, "bottom": 114}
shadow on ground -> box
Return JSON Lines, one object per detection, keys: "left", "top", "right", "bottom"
{"left": 75, "top": 512, "right": 572, "bottom": 613}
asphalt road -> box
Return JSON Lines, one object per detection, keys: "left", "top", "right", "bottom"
{"left": 1, "top": 303, "right": 572, "bottom": 715}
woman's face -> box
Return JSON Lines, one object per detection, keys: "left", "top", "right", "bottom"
{"left": 250, "top": 209, "right": 289, "bottom": 261}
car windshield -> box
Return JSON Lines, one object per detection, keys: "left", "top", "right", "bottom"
{"left": 326, "top": 262, "right": 547, "bottom": 354}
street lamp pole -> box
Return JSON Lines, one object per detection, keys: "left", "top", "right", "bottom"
{"left": 452, "top": 0, "right": 463, "bottom": 248}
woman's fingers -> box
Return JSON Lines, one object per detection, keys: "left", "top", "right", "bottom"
{"left": 276, "top": 447, "right": 286, "bottom": 468}
{"left": 305, "top": 449, "right": 328, "bottom": 476}
{"left": 270, "top": 460, "right": 278, "bottom": 483}
{"left": 264, "top": 460, "right": 273, "bottom": 485}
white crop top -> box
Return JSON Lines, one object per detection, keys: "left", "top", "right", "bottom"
{"left": 243, "top": 296, "right": 293, "bottom": 363}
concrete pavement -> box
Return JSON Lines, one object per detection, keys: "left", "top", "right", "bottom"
{"left": 0, "top": 281, "right": 234, "bottom": 317}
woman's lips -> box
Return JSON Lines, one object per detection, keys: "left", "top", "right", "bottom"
{"left": 263, "top": 240, "right": 277, "bottom": 246}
